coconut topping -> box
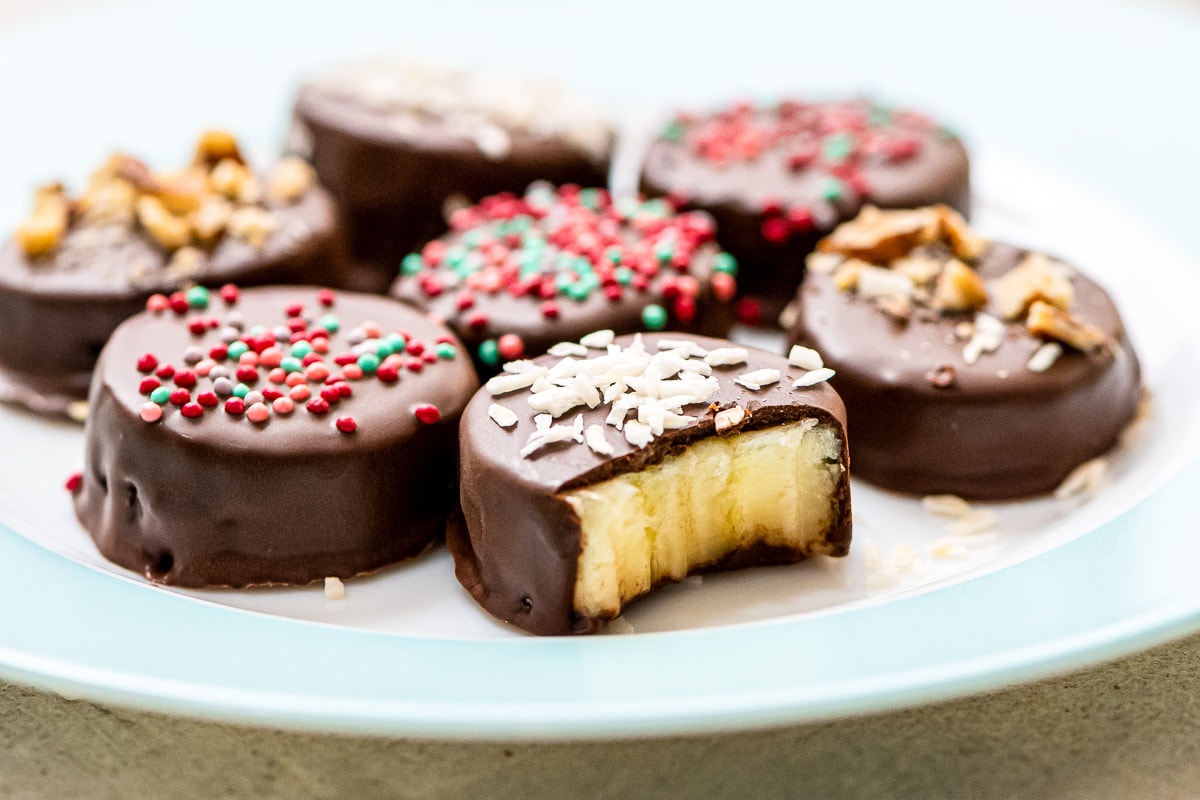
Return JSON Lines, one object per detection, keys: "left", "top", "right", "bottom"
{"left": 305, "top": 58, "right": 613, "bottom": 160}
{"left": 489, "top": 332, "right": 832, "bottom": 458}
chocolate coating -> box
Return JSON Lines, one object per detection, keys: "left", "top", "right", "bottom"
{"left": 449, "top": 333, "right": 852, "bottom": 635}
{"left": 0, "top": 187, "right": 345, "bottom": 417}
{"left": 389, "top": 187, "right": 735, "bottom": 376}
{"left": 639, "top": 99, "right": 971, "bottom": 324}
{"left": 72, "top": 287, "right": 479, "bottom": 587}
{"left": 787, "top": 243, "right": 1141, "bottom": 499}
{"left": 293, "top": 65, "right": 613, "bottom": 294}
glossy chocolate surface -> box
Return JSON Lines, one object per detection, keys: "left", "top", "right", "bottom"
{"left": 449, "top": 332, "right": 852, "bottom": 635}
{"left": 788, "top": 243, "right": 1141, "bottom": 499}
{"left": 0, "top": 187, "right": 344, "bottom": 416}
{"left": 293, "top": 77, "right": 613, "bottom": 294}
{"left": 72, "top": 287, "right": 479, "bottom": 587}
{"left": 639, "top": 99, "right": 971, "bottom": 324}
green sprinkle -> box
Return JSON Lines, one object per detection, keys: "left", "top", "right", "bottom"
{"left": 642, "top": 198, "right": 671, "bottom": 218}
{"left": 712, "top": 252, "right": 739, "bottom": 276}
{"left": 357, "top": 353, "right": 380, "bottom": 374}
{"left": 290, "top": 341, "right": 313, "bottom": 359}
{"left": 565, "top": 282, "right": 591, "bottom": 302}
{"left": 445, "top": 245, "right": 468, "bottom": 267}
{"left": 868, "top": 106, "right": 892, "bottom": 127}
{"left": 149, "top": 387, "right": 171, "bottom": 405}
{"left": 615, "top": 266, "right": 634, "bottom": 286}
{"left": 462, "top": 229, "right": 485, "bottom": 248}
{"left": 435, "top": 342, "right": 457, "bottom": 360}
{"left": 654, "top": 240, "right": 675, "bottom": 263}
{"left": 641, "top": 304, "right": 668, "bottom": 331}
{"left": 555, "top": 271, "right": 575, "bottom": 291}
{"left": 227, "top": 341, "right": 249, "bottom": 360}
{"left": 232, "top": 383, "right": 250, "bottom": 399}
{"left": 185, "top": 286, "right": 209, "bottom": 309}
{"left": 281, "top": 357, "right": 303, "bottom": 373}
{"left": 248, "top": 325, "right": 266, "bottom": 336}
{"left": 604, "top": 246, "right": 623, "bottom": 264}
{"left": 578, "top": 188, "right": 601, "bottom": 210}
{"left": 400, "top": 253, "right": 425, "bottom": 276}
{"left": 385, "top": 333, "right": 407, "bottom": 354}
{"left": 822, "top": 177, "right": 846, "bottom": 202}
{"left": 661, "top": 120, "right": 685, "bottom": 142}
{"left": 937, "top": 125, "right": 958, "bottom": 140}
{"left": 822, "top": 133, "right": 854, "bottom": 163}
{"left": 317, "top": 314, "right": 339, "bottom": 333}
{"left": 478, "top": 339, "right": 500, "bottom": 367}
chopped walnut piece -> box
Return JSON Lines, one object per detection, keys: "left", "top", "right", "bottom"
{"left": 936, "top": 205, "right": 987, "bottom": 261}
{"left": 266, "top": 156, "right": 317, "bottom": 203}
{"left": 77, "top": 179, "right": 137, "bottom": 226}
{"left": 1026, "top": 300, "right": 1107, "bottom": 353}
{"left": 192, "top": 196, "right": 233, "bottom": 243}
{"left": 877, "top": 294, "right": 912, "bottom": 321}
{"left": 892, "top": 255, "right": 943, "bottom": 287}
{"left": 805, "top": 251, "right": 843, "bottom": 274}
{"left": 208, "top": 158, "right": 254, "bottom": 201}
{"left": 856, "top": 264, "right": 913, "bottom": 300}
{"left": 817, "top": 205, "right": 942, "bottom": 263}
{"left": 227, "top": 206, "right": 278, "bottom": 248}
{"left": 148, "top": 167, "right": 208, "bottom": 215}
{"left": 193, "top": 129, "right": 244, "bottom": 168}
{"left": 15, "top": 184, "right": 70, "bottom": 257}
{"left": 991, "top": 252, "right": 1076, "bottom": 320}
{"left": 930, "top": 258, "right": 988, "bottom": 312}
{"left": 833, "top": 259, "right": 864, "bottom": 292}
{"left": 165, "top": 245, "right": 204, "bottom": 280}
{"left": 135, "top": 196, "right": 192, "bottom": 250}
{"left": 925, "top": 364, "right": 957, "bottom": 388}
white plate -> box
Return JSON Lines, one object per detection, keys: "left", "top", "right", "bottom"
{"left": 1, "top": 0, "right": 1199, "bottom": 739}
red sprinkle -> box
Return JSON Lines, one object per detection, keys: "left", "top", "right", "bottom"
{"left": 497, "top": 333, "right": 524, "bottom": 361}
{"left": 65, "top": 472, "right": 83, "bottom": 493}
{"left": 317, "top": 288, "right": 335, "bottom": 307}
{"left": 320, "top": 386, "right": 342, "bottom": 404}
{"left": 413, "top": 404, "right": 441, "bottom": 425}
{"left": 219, "top": 284, "right": 239, "bottom": 304}
{"left": 235, "top": 365, "right": 259, "bottom": 384}
{"left": 224, "top": 397, "right": 246, "bottom": 416}
{"left": 173, "top": 369, "right": 197, "bottom": 389}
{"left": 187, "top": 316, "right": 208, "bottom": 335}
{"left": 761, "top": 216, "right": 792, "bottom": 244}
{"left": 376, "top": 364, "right": 400, "bottom": 383}
{"left": 169, "top": 389, "right": 191, "bottom": 406}
{"left": 168, "top": 292, "right": 189, "bottom": 315}
{"left": 285, "top": 303, "right": 305, "bottom": 318}
{"left": 541, "top": 301, "right": 560, "bottom": 319}
{"left": 197, "top": 391, "right": 219, "bottom": 407}
{"left": 136, "top": 353, "right": 159, "bottom": 373}
{"left": 146, "top": 294, "right": 170, "bottom": 313}
{"left": 138, "top": 377, "right": 161, "bottom": 395}
{"left": 180, "top": 402, "right": 203, "bottom": 418}
{"left": 306, "top": 397, "right": 330, "bottom": 415}
{"left": 155, "top": 363, "right": 175, "bottom": 379}
{"left": 335, "top": 416, "right": 358, "bottom": 434}
{"left": 735, "top": 298, "right": 763, "bottom": 326}
{"left": 711, "top": 272, "right": 737, "bottom": 302}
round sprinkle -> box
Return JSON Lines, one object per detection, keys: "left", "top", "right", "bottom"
{"left": 246, "top": 402, "right": 270, "bottom": 423}
{"left": 401, "top": 253, "right": 425, "bottom": 276}
{"left": 435, "top": 342, "right": 457, "bottom": 360}
{"left": 149, "top": 387, "right": 171, "bottom": 405}
{"left": 357, "top": 353, "right": 380, "bottom": 374}
{"left": 227, "top": 341, "right": 249, "bottom": 360}
{"left": 219, "top": 284, "right": 239, "bottom": 304}
{"left": 376, "top": 364, "right": 400, "bottom": 383}
{"left": 712, "top": 272, "right": 738, "bottom": 302}
{"left": 243, "top": 390, "right": 264, "bottom": 406}
{"left": 413, "top": 404, "right": 441, "bottom": 425}
{"left": 224, "top": 397, "right": 246, "bottom": 416}
{"left": 168, "top": 389, "right": 191, "bottom": 407}
{"left": 140, "top": 403, "right": 163, "bottom": 423}
{"left": 335, "top": 415, "right": 358, "bottom": 433}
{"left": 136, "top": 353, "right": 159, "bottom": 373}
{"left": 478, "top": 339, "right": 500, "bottom": 367}
{"left": 186, "top": 286, "right": 210, "bottom": 309}
{"left": 138, "top": 377, "right": 160, "bottom": 395}
{"left": 146, "top": 294, "right": 169, "bottom": 313}
{"left": 306, "top": 397, "right": 330, "bottom": 415}
{"left": 712, "top": 252, "right": 738, "bottom": 276}
{"left": 497, "top": 334, "right": 525, "bottom": 361}
{"left": 181, "top": 402, "right": 203, "bottom": 418}
{"left": 289, "top": 385, "right": 311, "bottom": 401}
{"left": 65, "top": 472, "right": 83, "bottom": 493}
{"left": 232, "top": 383, "right": 250, "bottom": 399}
{"left": 317, "top": 288, "right": 335, "bottom": 307}
{"left": 641, "top": 304, "right": 668, "bottom": 331}
{"left": 272, "top": 396, "right": 295, "bottom": 415}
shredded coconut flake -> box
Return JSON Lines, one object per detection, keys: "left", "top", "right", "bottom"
{"left": 735, "top": 368, "right": 781, "bottom": 391}
{"left": 323, "top": 576, "right": 346, "bottom": 601}
{"left": 580, "top": 329, "right": 615, "bottom": 349}
{"left": 656, "top": 338, "right": 709, "bottom": 358}
{"left": 922, "top": 494, "right": 973, "bottom": 518}
{"left": 793, "top": 367, "right": 835, "bottom": 388}
{"left": 487, "top": 369, "right": 544, "bottom": 395}
{"left": 963, "top": 312, "right": 1005, "bottom": 365}
{"left": 1027, "top": 341, "right": 1063, "bottom": 373}
{"left": 788, "top": 345, "right": 824, "bottom": 371}
{"left": 487, "top": 403, "right": 518, "bottom": 428}
{"left": 585, "top": 424, "right": 615, "bottom": 455}
{"left": 944, "top": 509, "right": 997, "bottom": 537}
{"left": 1054, "top": 457, "right": 1109, "bottom": 500}
{"left": 548, "top": 341, "right": 589, "bottom": 358}
{"left": 704, "top": 347, "right": 749, "bottom": 367}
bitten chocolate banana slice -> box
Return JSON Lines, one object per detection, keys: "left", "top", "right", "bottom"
{"left": 449, "top": 331, "right": 852, "bottom": 635}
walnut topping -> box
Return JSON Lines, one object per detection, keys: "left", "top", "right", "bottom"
{"left": 193, "top": 129, "right": 245, "bottom": 168}
{"left": 713, "top": 406, "right": 746, "bottom": 434}
{"left": 833, "top": 259, "right": 864, "bottom": 292}
{"left": 930, "top": 258, "right": 988, "bottom": 312}
{"left": 925, "top": 364, "right": 957, "bottom": 388}
{"left": 817, "top": 205, "right": 942, "bottom": 263}
{"left": 991, "top": 252, "right": 1075, "bottom": 320}
{"left": 15, "top": 184, "right": 70, "bottom": 257}
{"left": 135, "top": 196, "right": 192, "bottom": 250}
{"left": 266, "top": 157, "right": 317, "bottom": 204}
{"left": 937, "top": 205, "right": 987, "bottom": 261}
{"left": 12, "top": 131, "right": 295, "bottom": 259}
{"left": 891, "top": 255, "right": 943, "bottom": 287}
{"left": 1026, "top": 300, "right": 1108, "bottom": 353}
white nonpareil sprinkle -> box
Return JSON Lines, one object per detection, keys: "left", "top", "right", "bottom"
{"left": 585, "top": 424, "right": 615, "bottom": 455}
{"left": 793, "top": 368, "right": 835, "bottom": 388}
{"left": 788, "top": 345, "right": 824, "bottom": 371}
{"left": 520, "top": 414, "right": 585, "bottom": 457}
{"left": 963, "top": 312, "right": 1006, "bottom": 365}
{"left": 704, "top": 347, "right": 749, "bottom": 367}
{"left": 488, "top": 403, "right": 518, "bottom": 428}
{"left": 580, "top": 329, "right": 615, "bottom": 349}
{"left": 735, "top": 368, "right": 781, "bottom": 391}
{"left": 1027, "top": 341, "right": 1063, "bottom": 373}
{"left": 323, "top": 577, "right": 346, "bottom": 601}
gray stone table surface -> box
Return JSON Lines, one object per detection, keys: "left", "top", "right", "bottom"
{"left": 3, "top": 0, "right": 1200, "bottom": 797}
